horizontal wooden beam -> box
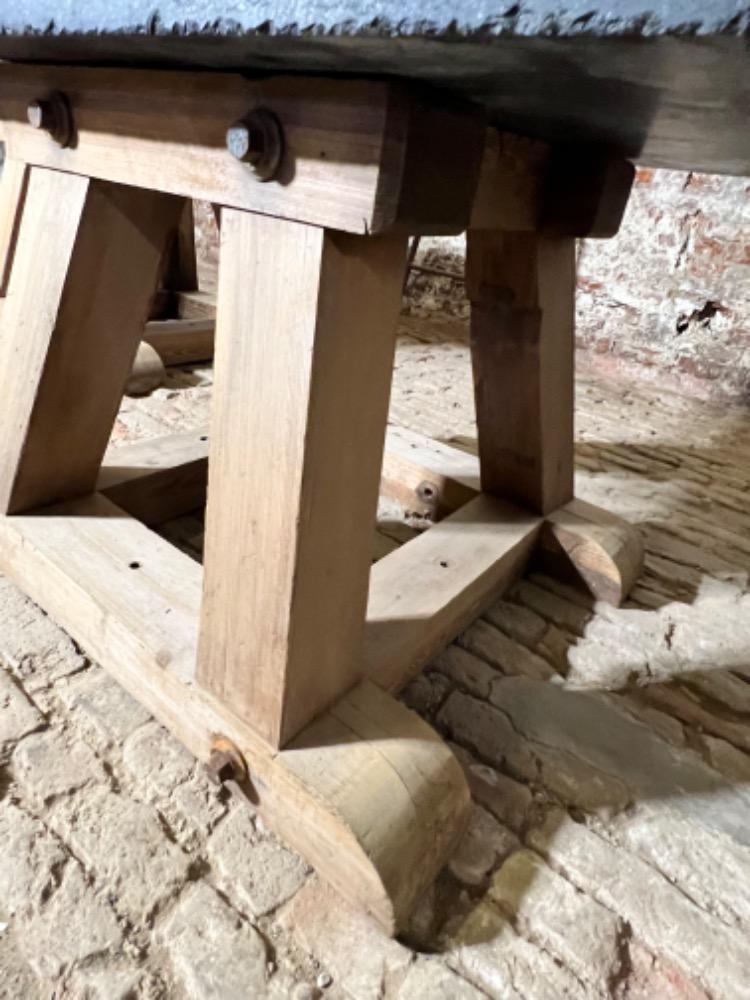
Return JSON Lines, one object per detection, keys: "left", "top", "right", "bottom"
{"left": 0, "top": 493, "right": 469, "bottom": 934}
{"left": 471, "top": 130, "right": 634, "bottom": 238}
{"left": 98, "top": 424, "right": 476, "bottom": 526}
{"left": 365, "top": 493, "right": 541, "bottom": 692}
{"left": 0, "top": 65, "right": 485, "bottom": 235}
{"left": 380, "top": 425, "right": 479, "bottom": 518}
{"left": 99, "top": 427, "right": 642, "bottom": 609}
{"left": 144, "top": 318, "right": 215, "bottom": 366}
{"left": 540, "top": 497, "right": 644, "bottom": 605}
{"left": 99, "top": 430, "right": 210, "bottom": 525}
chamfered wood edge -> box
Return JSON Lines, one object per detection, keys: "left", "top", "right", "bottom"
{"left": 365, "top": 492, "right": 542, "bottom": 692}
{"left": 99, "top": 425, "right": 643, "bottom": 607}
{"left": 539, "top": 496, "right": 645, "bottom": 606}
{"left": 0, "top": 493, "right": 470, "bottom": 933}
{"left": 0, "top": 65, "right": 484, "bottom": 235}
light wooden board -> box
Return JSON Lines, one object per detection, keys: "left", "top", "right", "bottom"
{"left": 144, "top": 319, "right": 215, "bottom": 366}
{"left": 0, "top": 166, "right": 182, "bottom": 514}
{"left": 99, "top": 430, "right": 210, "bottom": 525}
{"left": 381, "top": 424, "right": 480, "bottom": 518}
{"left": 0, "top": 65, "right": 484, "bottom": 235}
{"left": 97, "top": 423, "right": 478, "bottom": 527}
{"left": 198, "top": 211, "right": 407, "bottom": 747}
{"left": 466, "top": 229, "right": 576, "bottom": 516}
{"left": 541, "top": 497, "right": 645, "bottom": 605}
{"left": 365, "top": 493, "right": 541, "bottom": 692}
{"left": 0, "top": 493, "right": 469, "bottom": 933}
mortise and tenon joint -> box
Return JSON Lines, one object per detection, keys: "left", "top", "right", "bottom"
{"left": 0, "top": 63, "right": 642, "bottom": 935}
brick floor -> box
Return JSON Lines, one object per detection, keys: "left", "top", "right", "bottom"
{"left": 1, "top": 319, "right": 750, "bottom": 999}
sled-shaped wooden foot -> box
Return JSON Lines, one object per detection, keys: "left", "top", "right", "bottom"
{"left": 0, "top": 64, "right": 638, "bottom": 934}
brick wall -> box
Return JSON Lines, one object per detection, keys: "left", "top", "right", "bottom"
{"left": 577, "top": 168, "right": 750, "bottom": 401}
{"left": 196, "top": 169, "right": 749, "bottom": 401}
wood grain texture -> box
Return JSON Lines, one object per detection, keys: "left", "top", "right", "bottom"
{"left": 0, "top": 65, "right": 484, "bottom": 235}
{"left": 466, "top": 229, "right": 576, "bottom": 516}
{"left": 0, "top": 166, "right": 182, "bottom": 514}
{"left": 198, "top": 210, "right": 407, "bottom": 747}
{"left": 97, "top": 421, "right": 473, "bottom": 527}
{"left": 540, "top": 497, "right": 645, "bottom": 606}
{"left": 365, "top": 493, "right": 541, "bottom": 692}
{"left": 381, "top": 424, "right": 479, "bottom": 518}
{"left": 124, "top": 341, "right": 166, "bottom": 397}
{"left": 144, "top": 318, "right": 215, "bottom": 365}
{"left": 0, "top": 493, "right": 469, "bottom": 934}
{"left": 0, "top": 157, "right": 29, "bottom": 296}
{"left": 98, "top": 430, "right": 210, "bottom": 526}
{"left": 471, "top": 130, "right": 634, "bottom": 238}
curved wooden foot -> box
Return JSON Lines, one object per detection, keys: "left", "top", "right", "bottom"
{"left": 283, "top": 681, "right": 471, "bottom": 932}
{"left": 540, "top": 497, "right": 644, "bottom": 606}
{"left": 0, "top": 497, "right": 470, "bottom": 936}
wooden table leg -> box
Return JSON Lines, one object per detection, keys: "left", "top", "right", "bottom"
{"left": 465, "top": 229, "right": 576, "bottom": 516}
{"left": 198, "top": 209, "right": 407, "bottom": 747}
{"left": 0, "top": 164, "right": 182, "bottom": 513}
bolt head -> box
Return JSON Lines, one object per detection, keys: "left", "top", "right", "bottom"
{"left": 226, "top": 122, "right": 256, "bottom": 163}
{"left": 26, "top": 99, "right": 52, "bottom": 131}
{"left": 26, "top": 92, "right": 74, "bottom": 148}
{"left": 226, "top": 108, "right": 283, "bottom": 181}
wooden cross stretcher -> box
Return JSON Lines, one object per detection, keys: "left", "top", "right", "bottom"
{"left": 0, "top": 64, "right": 643, "bottom": 934}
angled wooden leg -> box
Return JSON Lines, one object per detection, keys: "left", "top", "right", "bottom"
{"left": 0, "top": 166, "right": 183, "bottom": 513}
{"left": 0, "top": 158, "right": 29, "bottom": 296}
{"left": 198, "top": 210, "right": 407, "bottom": 747}
{"left": 161, "top": 198, "right": 199, "bottom": 294}
{"left": 466, "top": 229, "right": 576, "bottom": 516}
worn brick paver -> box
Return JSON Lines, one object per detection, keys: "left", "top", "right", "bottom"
{"left": 1, "top": 312, "right": 750, "bottom": 998}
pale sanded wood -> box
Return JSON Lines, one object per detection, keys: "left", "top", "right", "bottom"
{"left": 466, "top": 229, "right": 576, "bottom": 516}
{"left": 176, "top": 290, "right": 217, "bottom": 320}
{"left": 124, "top": 342, "right": 166, "bottom": 397}
{"left": 0, "top": 157, "right": 29, "bottom": 296}
{"left": 0, "top": 65, "right": 484, "bottom": 235}
{"left": 365, "top": 493, "right": 541, "bottom": 692}
{"left": 540, "top": 497, "right": 645, "bottom": 606}
{"left": 381, "top": 425, "right": 480, "bottom": 518}
{"left": 97, "top": 420, "right": 641, "bottom": 612}
{"left": 0, "top": 493, "right": 469, "bottom": 933}
{"left": 98, "top": 430, "right": 210, "bottom": 526}
{"left": 144, "top": 319, "right": 215, "bottom": 366}
{"left": 0, "top": 167, "right": 182, "bottom": 514}
{"left": 198, "top": 211, "right": 407, "bottom": 747}
{"left": 97, "top": 422, "right": 472, "bottom": 527}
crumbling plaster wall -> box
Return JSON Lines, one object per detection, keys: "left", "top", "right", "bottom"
{"left": 196, "top": 167, "right": 750, "bottom": 401}
{"left": 576, "top": 168, "right": 750, "bottom": 402}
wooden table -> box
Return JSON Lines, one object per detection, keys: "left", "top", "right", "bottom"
{"left": 0, "top": 61, "right": 658, "bottom": 932}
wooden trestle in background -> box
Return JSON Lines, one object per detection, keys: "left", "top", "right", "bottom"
{"left": 0, "top": 64, "right": 642, "bottom": 934}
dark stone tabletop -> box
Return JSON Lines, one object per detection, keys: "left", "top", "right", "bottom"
{"left": 0, "top": 2, "right": 748, "bottom": 174}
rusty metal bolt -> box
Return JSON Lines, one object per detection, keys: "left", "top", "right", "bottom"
{"left": 226, "top": 108, "right": 283, "bottom": 181}
{"left": 26, "top": 91, "right": 74, "bottom": 148}
{"left": 205, "top": 737, "right": 248, "bottom": 786}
